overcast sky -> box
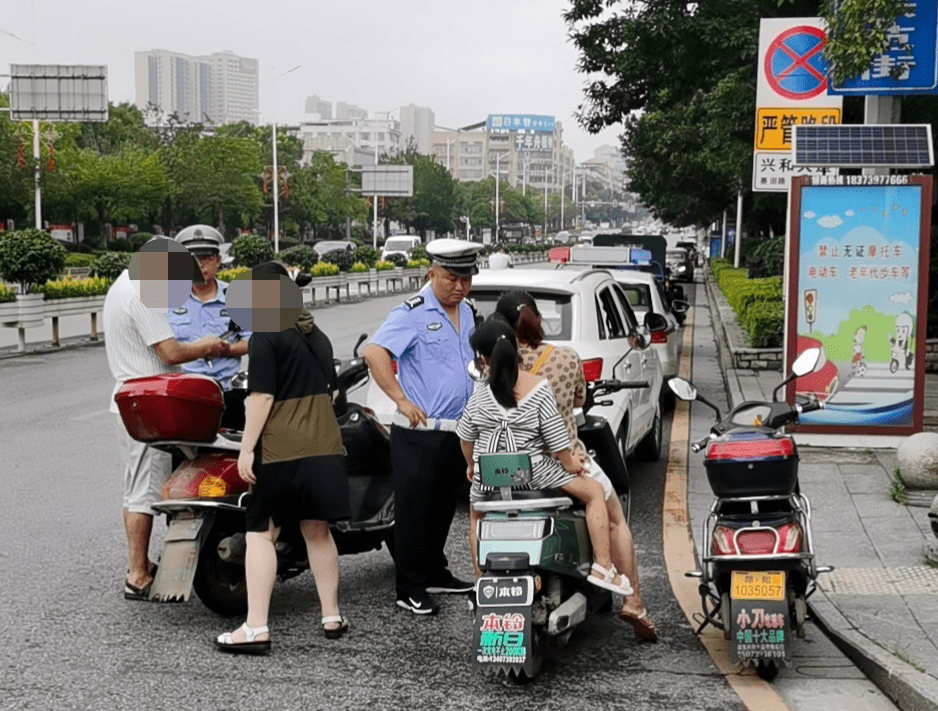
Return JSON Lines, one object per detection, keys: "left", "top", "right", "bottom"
{"left": 3, "top": 0, "right": 624, "bottom": 161}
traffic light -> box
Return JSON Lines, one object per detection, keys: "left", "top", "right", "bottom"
{"left": 804, "top": 289, "right": 816, "bottom": 326}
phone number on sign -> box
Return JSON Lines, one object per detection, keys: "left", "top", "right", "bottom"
{"left": 810, "top": 175, "right": 910, "bottom": 186}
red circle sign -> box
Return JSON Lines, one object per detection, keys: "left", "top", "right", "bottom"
{"left": 764, "top": 25, "right": 829, "bottom": 101}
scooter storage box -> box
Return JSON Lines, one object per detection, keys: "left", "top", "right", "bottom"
{"left": 116, "top": 374, "right": 224, "bottom": 443}
{"left": 703, "top": 433, "right": 797, "bottom": 497}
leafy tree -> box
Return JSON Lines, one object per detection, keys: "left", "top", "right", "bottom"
{"left": 278, "top": 244, "right": 318, "bottom": 271}
{"left": 76, "top": 103, "right": 158, "bottom": 155}
{"left": 290, "top": 152, "right": 367, "bottom": 240}
{"left": 231, "top": 233, "right": 273, "bottom": 268}
{"left": 0, "top": 229, "right": 68, "bottom": 292}
{"left": 162, "top": 132, "right": 263, "bottom": 235}
{"left": 563, "top": 0, "right": 822, "bottom": 232}
{"left": 91, "top": 251, "right": 132, "bottom": 279}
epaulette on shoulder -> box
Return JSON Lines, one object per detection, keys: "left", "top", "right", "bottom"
{"left": 403, "top": 295, "right": 424, "bottom": 310}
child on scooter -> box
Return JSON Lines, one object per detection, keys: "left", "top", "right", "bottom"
{"left": 457, "top": 318, "right": 632, "bottom": 596}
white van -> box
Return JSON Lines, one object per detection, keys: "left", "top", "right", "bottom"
{"left": 381, "top": 235, "right": 421, "bottom": 261}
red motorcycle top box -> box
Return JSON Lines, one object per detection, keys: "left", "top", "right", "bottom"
{"left": 115, "top": 373, "right": 224, "bottom": 444}
{"left": 704, "top": 432, "right": 797, "bottom": 497}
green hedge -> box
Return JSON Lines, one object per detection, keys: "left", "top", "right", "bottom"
{"left": 32, "top": 276, "right": 111, "bottom": 299}
{"left": 711, "top": 258, "right": 784, "bottom": 348}
{"left": 0, "top": 284, "right": 15, "bottom": 303}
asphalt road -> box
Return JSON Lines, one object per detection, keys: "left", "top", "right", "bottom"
{"left": 1, "top": 288, "right": 748, "bottom": 711}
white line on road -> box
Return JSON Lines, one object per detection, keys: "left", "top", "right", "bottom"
{"left": 70, "top": 409, "right": 110, "bottom": 422}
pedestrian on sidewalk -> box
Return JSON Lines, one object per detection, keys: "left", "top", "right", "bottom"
{"left": 104, "top": 238, "right": 227, "bottom": 601}
{"left": 494, "top": 289, "right": 658, "bottom": 641}
{"left": 363, "top": 238, "right": 483, "bottom": 616}
{"left": 215, "top": 261, "right": 351, "bottom": 654}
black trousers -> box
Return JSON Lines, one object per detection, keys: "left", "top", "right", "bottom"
{"left": 389, "top": 426, "right": 464, "bottom": 596}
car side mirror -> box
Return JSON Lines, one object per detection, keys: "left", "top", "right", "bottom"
{"left": 670, "top": 299, "right": 689, "bottom": 314}
{"left": 644, "top": 312, "right": 668, "bottom": 332}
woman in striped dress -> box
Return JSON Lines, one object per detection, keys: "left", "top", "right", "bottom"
{"left": 457, "top": 318, "right": 632, "bottom": 597}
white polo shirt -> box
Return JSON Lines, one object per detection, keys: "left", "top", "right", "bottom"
{"left": 104, "top": 270, "right": 179, "bottom": 413}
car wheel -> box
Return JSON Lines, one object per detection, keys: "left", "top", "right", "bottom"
{"left": 634, "top": 402, "right": 662, "bottom": 462}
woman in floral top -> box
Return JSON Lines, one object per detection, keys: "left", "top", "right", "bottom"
{"left": 494, "top": 289, "right": 657, "bottom": 642}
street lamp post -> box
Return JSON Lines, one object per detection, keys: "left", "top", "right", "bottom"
{"left": 270, "top": 65, "right": 300, "bottom": 254}
{"left": 493, "top": 151, "right": 510, "bottom": 244}
{"left": 373, "top": 107, "right": 402, "bottom": 249}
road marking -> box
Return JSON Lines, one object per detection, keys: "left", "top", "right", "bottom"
{"left": 662, "top": 298, "right": 791, "bottom": 711}
{"left": 70, "top": 409, "right": 110, "bottom": 422}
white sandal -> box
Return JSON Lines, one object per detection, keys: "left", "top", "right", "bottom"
{"left": 214, "top": 622, "right": 271, "bottom": 655}
{"left": 587, "top": 563, "right": 634, "bottom": 596}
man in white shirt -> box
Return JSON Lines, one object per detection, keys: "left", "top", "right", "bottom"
{"left": 487, "top": 246, "right": 513, "bottom": 270}
{"left": 105, "top": 249, "right": 227, "bottom": 601}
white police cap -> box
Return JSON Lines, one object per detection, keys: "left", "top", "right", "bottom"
{"left": 426, "top": 238, "right": 483, "bottom": 277}
{"left": 176, "top": 224, "right": 223, "bottom": 255}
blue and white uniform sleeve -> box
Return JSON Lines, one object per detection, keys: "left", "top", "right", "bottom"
{"left": 369, "top": 305, "right": 417, "bottom": 360}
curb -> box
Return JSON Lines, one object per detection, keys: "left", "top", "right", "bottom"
{"left": 808, "top": 591, "right": 938, "bottom": 711}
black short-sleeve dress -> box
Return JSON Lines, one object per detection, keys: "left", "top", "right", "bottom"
{"left": 245, "top": 325, "right": 351, "bottom": 531}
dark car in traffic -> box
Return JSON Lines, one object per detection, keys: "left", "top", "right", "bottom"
{"left": 666, "top": 248, "right": 695, "bottom": 283}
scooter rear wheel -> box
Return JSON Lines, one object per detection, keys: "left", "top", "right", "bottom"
{"left": 193, "top": 530, "right": 248, "bottom": 617}
{"left": 756, "top": 660, "right": 779, "bottom": 681}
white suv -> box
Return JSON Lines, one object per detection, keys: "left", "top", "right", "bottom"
{"left": 367, "top": 269, "right": 667, "bottom": 463}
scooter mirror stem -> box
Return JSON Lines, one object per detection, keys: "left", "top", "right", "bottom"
{"left": 696, "top": 393, "right": 722, "bottom": 419}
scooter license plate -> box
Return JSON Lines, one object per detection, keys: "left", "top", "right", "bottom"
{"left": 476, "top": 576, "right": 534, "bottom": 608}
{"left": 731, "top": 571, "right": 784, "bottom": 601}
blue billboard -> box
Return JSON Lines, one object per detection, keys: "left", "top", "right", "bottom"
{"left": 828, "top": 0, "right": 938, "bottom": 95}
{"left": 487, "top": 114, "right": 555, "bottom": 133}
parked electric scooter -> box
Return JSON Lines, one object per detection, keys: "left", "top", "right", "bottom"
{"left": 469, "top": 350, "right": 649, "bottom": 681}
{"left": 115, "top": 334, "right": 393, "bottom": 616}
{"left": 670, "top": 347, "right": 833, "bottom": 681}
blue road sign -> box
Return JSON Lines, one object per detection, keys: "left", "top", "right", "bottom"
{"left": 828, "top": 0, "right": 938, "bottom": 95}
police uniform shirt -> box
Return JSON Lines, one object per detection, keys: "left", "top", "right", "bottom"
{"left": 369, "top": 286, "right": 475, "bottom": 421}
{"left": 166, "top": 277, "right": 252, "bottom": 389}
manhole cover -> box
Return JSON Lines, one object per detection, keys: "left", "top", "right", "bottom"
{"left": 819, "top": 567, "right": 938, "bottom": 595}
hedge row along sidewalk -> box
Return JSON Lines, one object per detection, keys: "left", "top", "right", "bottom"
{"left": 709, "top": 258, "right": 783, "bottom": 349}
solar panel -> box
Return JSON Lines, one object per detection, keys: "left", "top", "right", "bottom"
{"left": 792, "top": 124, "right": 934, "bottom": 168}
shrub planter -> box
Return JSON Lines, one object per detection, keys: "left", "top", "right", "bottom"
{"left": 43, "top": 295, "right": 106, "bottom": 319}
{"left": 0, "top": 300, "right": 17, "bottom": 325}
{"left": 15, "top": 293, "right": 45, "bottom": 328}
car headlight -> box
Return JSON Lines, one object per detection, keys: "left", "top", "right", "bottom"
{"left": 480, "top": 519, "right": 548, "bottom": 540}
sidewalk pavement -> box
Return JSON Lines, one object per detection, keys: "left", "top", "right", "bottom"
{"left": 692, "top": 267, "right": 938, "bottom": 710}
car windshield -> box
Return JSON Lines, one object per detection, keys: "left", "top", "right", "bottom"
{"left": 667, "top": 250, "right": 685, "bottom": 259}
{"left": 469, "top": 289, "right": 572, "bottom": 340}
{"left": 384, "top": 238, "right": 415, "bottom": 251}
{"left": 314, "top": 241, "right": 350, "bottom": 255}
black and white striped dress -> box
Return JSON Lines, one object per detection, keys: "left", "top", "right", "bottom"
{"left": 457, "top": 378, "right": 575, "bottom": 502}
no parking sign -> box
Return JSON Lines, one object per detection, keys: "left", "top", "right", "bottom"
{"left": 753, "top": 18, "right": 843, "bottom": 192}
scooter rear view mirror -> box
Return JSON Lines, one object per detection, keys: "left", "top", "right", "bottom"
{"left": 792, "top": 348, "right": 821, "bottom": 376}
{"left": 668, "top": 377, "right": 697, "bottom": 401}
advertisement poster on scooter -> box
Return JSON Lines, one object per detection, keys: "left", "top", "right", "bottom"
{"left": 473, "top": 576, "right": 535, "bottom": 676}
{"left": 785, "top": 175, "right": 932, "bottom": 434}
{"left": 730, "top": 599, "right": 791, "bottom": 665}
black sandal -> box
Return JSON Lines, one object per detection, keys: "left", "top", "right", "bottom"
{"left": 322, "top": 615, "right": 348, "bottom": 639}
{"left": 124, "top": 564, "right": 158, "bottom": 601}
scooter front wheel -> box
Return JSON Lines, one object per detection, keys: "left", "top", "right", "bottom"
{"left": 193, "top": 528, "right": 248, "bottom": 617}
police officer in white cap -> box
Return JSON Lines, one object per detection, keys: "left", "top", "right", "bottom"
{"left": 364, "top": 238, "right": 483, "bottom": 615}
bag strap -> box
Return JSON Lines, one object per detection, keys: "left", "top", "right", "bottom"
{"left": 528, "top": 345, "right": 555, "bottom": 375}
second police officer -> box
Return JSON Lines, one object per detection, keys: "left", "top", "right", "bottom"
{"left": 364, "top": 238, "right": 484, "bottom": 615}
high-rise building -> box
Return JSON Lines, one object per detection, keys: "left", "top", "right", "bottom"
{"left": 335, "top": 102, "right": 368, "bottom": 120}
{"left": 304, "top": 95, "right": 332, "bottom": 119}
{"left": 398, "top": 104, "right": 435, "bottom": 154}
{"left": 134, "top": 48, "right": 259, "bottom": 126}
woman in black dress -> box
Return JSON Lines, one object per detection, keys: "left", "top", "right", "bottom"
{"left": 215, "top": 262, "right": 351, "bottom": 654}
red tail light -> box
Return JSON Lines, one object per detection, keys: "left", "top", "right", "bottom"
{"left": 706, "top": 437, "right": 793, "bottom": 461}
{"left": 161, "top": 452, "right": 248, "bottom": 500}
{"left": 776, "top": 522, "right": 803, "bottom": 553}
{"left": 711, "top": 522, "right": 803, "bottom": 556}
{"left": 582, "top": 358, "right": 603, "bottom": 382}
{"left": 650, "top": 330, "right": 667, "bottom": 344}
{"left": 712, "top": 525, "right": 735, "bottom": 555}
